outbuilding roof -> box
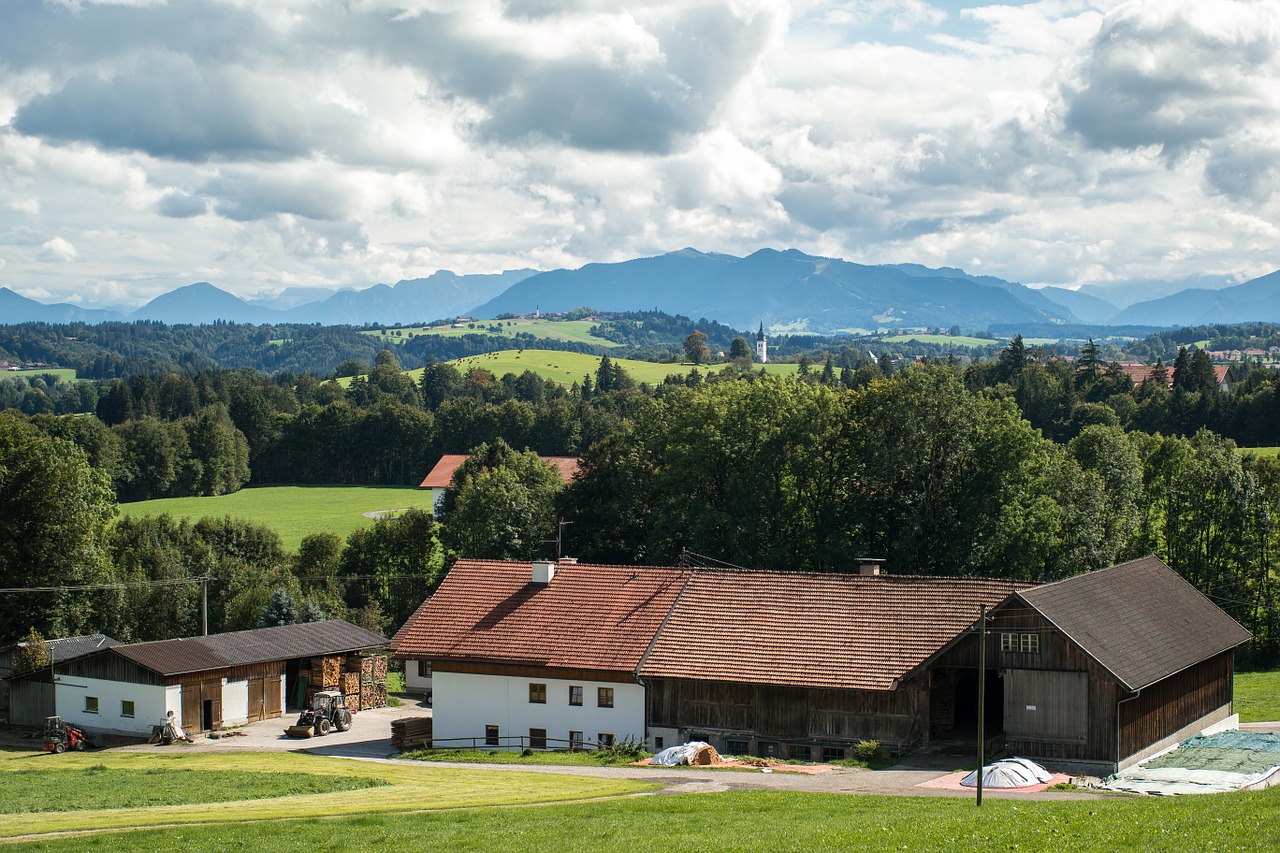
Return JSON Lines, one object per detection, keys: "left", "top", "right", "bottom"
{"left": 46, "top": 634, "right": 120, "bottom": 663}
{"left": 417, "top": 454, "right": 580, "bottom": 489}
{"left": 1014, "top": 556, "right": 1252, "bottom": 691}
{"left": 391, "top": 559, "right": 686, "bottom": 672}
{"left": 113, "top": 619, "right": 386, "bottom": 677}
{"left": 637, "top": 569, "right": 1029, "bottom": 691}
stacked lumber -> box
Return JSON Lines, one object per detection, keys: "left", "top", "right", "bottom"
{"left": 360, "top": 657, "right": 374, "bottom": 681}
{"left": 372, "top": 656, "right": 388, "bottom": 680}
{"left": 343, "top": 693, "right": 360, "bottom": 713}
{"left": 320, "top": 656, "right": 343, "bottom": 688}
{"left": 373, "top": 683, "right": 387, "bottom": 707}
{"left": 360, "top": 685, "right": 375, "bottom": 711}
{"left": 341, "top": 672, "right": 360, "bottom": 696}
{"left": 391, "top": 716, "right": 433, "bottom": 750}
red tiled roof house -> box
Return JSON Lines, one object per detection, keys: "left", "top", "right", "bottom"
{"left": 417, "top": 454, "right": 579, "bottom": 515}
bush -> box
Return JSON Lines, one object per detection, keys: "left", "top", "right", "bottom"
{"left": 853, "top": 740, "right": 883, "bottom": 761}
{"left": 596, "top": 735, "right": 647, "bottom": 761}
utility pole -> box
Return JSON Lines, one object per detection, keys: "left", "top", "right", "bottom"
{"left": 201, "top": 576, "right": 209, "bottom": 636}
{"left": 556, "top": 519, "right": 573, "bottom": 559}
{"left": 977, "top": 602, "right": 986, "bottom": 807}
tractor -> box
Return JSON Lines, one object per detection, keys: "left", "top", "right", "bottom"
{"left": 43, "top": 716, "right": 91, "bottom": 753}
{"left": 284, "top": 690, "right": 352, "bottom": 738}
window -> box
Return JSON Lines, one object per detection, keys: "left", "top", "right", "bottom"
{"left": 569, "top": 730, "right": 584, "bottom": 750}
{"left": 485, "top": 725, "right": 500, "bottom": 746}
{"left": 653, "top": 736, "right": 664, "bottom": 750}
{"left": 597, "top": 733, "right": 615, "bottom": 748}
{"left": 597, "top": 687, "right": 614, "bottom": 708}
{"left": 790, "top": 744, "right": 813, "bottom": 762}
{"left": 529, "top": 682, "right": 547, "bottom": 703}
{"left": 530, "top": 728, "right": 547, "bottom": 749}
{"left": 120, "top": 700, "right": 135, "bottom": 718}
{"left": 417, "top": 660, "right": 432, "bottom": 678}
{"left": 569, "top": 685, "right": 583, "bottom": 706}
{"left": 84, "top": 696, "right": 99, "bottom": 714}
{"left": 726, "top": 739, "right": 750, "bottom": 755}
{"left": 1002, "top": 632, "right": 1040, "bottom": 653}
{"left": 822, "top": 746, "right": 846, "bottom": 763}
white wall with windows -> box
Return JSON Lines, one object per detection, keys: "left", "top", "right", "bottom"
{"left": 432, "top": 671, "right": 644, "bottom": 750}
{"left": 405, "top": 659, "right": 432, "bottom": 694}
{"left": 53, "top": 675, "right": 168, "bottom": 736}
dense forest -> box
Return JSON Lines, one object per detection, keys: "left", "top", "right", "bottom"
{"left": 4, "top": 323, "right": 1280, "bottom": 667}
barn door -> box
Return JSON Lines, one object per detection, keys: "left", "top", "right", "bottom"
{"left": 1004, "top": 670, "right": 1087, "bottom": 743}
{"left": 265, "top": 676, "right": 283, "bottom": 717}
{"left": 247, "top": 678, "right": 265, "bottom": 722}
{"left": 181, "top": 686, "right": 201, "bottom": 732}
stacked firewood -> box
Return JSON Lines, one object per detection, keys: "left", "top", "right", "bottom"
{"left": 391, "top": 716, "right": 433, "bottom": 750}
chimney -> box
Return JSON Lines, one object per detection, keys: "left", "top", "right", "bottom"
{"left": 857, "top": 557, "right": 885, "bottom": 576}
{"left": 532, "top": 560, "right": 556, "bottom": 585}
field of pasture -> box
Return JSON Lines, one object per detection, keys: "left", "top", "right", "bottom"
{"left": 363, "top": 318, "right": 622, "bottom": 348}
{"left": 420, "top": 349, "right": 800, "bottom": 386}
{"left": 116, "top": 485, "right": 426, "bottom": 551}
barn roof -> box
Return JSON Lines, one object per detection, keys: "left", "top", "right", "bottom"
{"left": 1015, "top": 556, "right": 1252, "bottom": 691}
{"left": 637, "top": 570, "right": 1028, "bottom": 691}
{"left": 46, "top": 634, "right": 121, "bottom": 663}
{"left": 391, "top": 559, "right": 686, "bottom": 672}
{"left": 113, "top": 620, "right": 386, "bottom": 677}
{"left": 417, "top": 454, "right": 580, "bottom": 489}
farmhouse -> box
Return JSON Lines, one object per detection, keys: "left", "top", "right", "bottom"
{"left": 393, "top": 556, "right": 1250, "bottom": 772}
{"left": 15, "top": 620, "right": 386, "bottom": 737}
{"left": 417, "top": 454, "right": 580, "bottom": 515}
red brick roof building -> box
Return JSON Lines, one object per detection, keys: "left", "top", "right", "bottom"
{"left": 393, "top": 556, "right": 1248, "bottom": 771}
{"left": 417, "top": 454, "right": 580, "bottom": 515}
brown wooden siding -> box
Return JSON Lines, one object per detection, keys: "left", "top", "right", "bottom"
{"left": 59, "top": 652, "right": 163, "bottom": 686}
{"left": 8, "top": 681, "right": 55, "bottom": 727}
{"left": 646, "top": 678, "right": 927, "bottom": 747}
{"left": 168, "top": 662, "right": 285, "bottom": 734}
{"left": 1117, "top": 652, "right": 1234, "bottom": 761}
{"left": 928, "top": 604, "right": 1121, "bottom": 764}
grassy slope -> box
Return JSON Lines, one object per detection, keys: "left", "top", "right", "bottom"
{"left": 428, "top": 350, "right": 799, "bottom": 386}
{"left": 21, "top": 786, "right": 1280, "bottom": 851}
{"left": 10, "top": 367, "right": 78, "bottom": 382}
{"left": 363, "top": 319, "right": 623, "bottom": 348}
{"left": 1236, "top": 670, "right": 1280, "bottom": 722}
{"left": 116, "top": 485, "right": 426, "bottom": 551}
{"left": 880, "top": 334, "right": 998, "bottom": 347}
{"left": 0, "top": 750, "right": 652, "bottom": 841}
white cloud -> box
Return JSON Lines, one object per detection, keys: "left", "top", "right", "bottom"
{"left": 0, "top": 0, "right": 1277, "bottom": 306}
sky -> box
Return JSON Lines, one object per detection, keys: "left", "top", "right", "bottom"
{"left": 1, "top": 0, "right": 1279, "bottom": 308}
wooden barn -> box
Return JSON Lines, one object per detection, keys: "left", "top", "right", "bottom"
{"left": 918, "top": 556, "right": 1252, "bottom": 773}
{"left": 395, "top": 556, "right": 1250, "bottom": 771}
{"left": 2, "top": 634, "right": 120, "bottom": 726}
{"left": 32, "top": 620, "right": 386, "bottom": 737}
{"left": 637, "top": 565, "right": 1027, "bottom": 759}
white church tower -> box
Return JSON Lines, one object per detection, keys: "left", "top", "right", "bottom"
{"left": 756, "top": 322, "right": 768, "bottom": 363}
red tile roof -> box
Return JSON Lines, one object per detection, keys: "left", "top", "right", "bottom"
{"left": 638, "top": 570, "right": 1030, "bottom": 691}
{"left": 417, "top": 454, "right": 580, "bottom": 489}
{"left": 391, "top": 559, "right": 687, "bottom": 672}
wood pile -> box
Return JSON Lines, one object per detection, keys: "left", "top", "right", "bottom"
{"left": 320, "top": 656, "right": 343, "bottom": 688}
{"left": 391, "top": 716, "right": 433, "bottom": 750}
{"left": 372, "top": 656, "right": 388, "bottom": 680}
{"left": 359, "top": 685, "right": 375, "bottom": 711}
{"left": 297, "top": 651, "right": 391, "bottom": 713}
{"left": 360, "top": 657, "right": 374, "bottom": 680}
{"left": 343, "top": 693, "right": 360, "bottom": 713}
{"left": 341, "top": 672, "right": 361, "bottom": 696}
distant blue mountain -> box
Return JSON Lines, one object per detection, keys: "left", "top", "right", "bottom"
{"left": 129, "top": 282, "right": 280, "bottom": 324}
{"left": 1036, "top": 286, "right": 1118, "bottom": 324}
{"left": 1112, "top": 270, "right": 1280, "bottom": 326}
{"left": 0, "top": 287, "right": 124, "bottom": 323}
{"left": 470, "top": 248, "right": 1076, "bottom": 333}
{"left": 285, "top": 269, "right": 537, "bottom": 325}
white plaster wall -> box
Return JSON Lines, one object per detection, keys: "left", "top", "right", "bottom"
{"left": 54, "top": 676, "right": 168, "bottom": 736}
{"left": 222, "top": 678, "right": 249, "bottom": 726}
{"left": 431, "top": 488, "right": 447, "bottom": 514}
{"left": 278, "top": 675, "right": 287, "bottom": 714}
{"left": 165, "top": 684, "right": 183, "bottom": 728}
{"left": 433, "top": 671, "right": 644, "bottom": 749}
{"left": 649, "top": 726, "right": 680, "bottom": 752}
{"left": 405, "top": 659, "right": 432, "bottom": 693}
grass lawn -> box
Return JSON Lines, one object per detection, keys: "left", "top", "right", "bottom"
{"left": 1235, "top": 670, "right": 1280, "bottom": 722}
{"left": 363, "top": 319, "right": 623, "bottom": 348}
{"left": 19, "top": 784, "right": 1280, "bottom": 851}
{"left": 10, "top": 367, "right": 78, "bottom": 382}
{"left": 116, "top": 485, "right": 426, "bottom": 552}
{"left": 0, "top": 749, "right": 653, "bottom": 843}
{"left": 1243, "top": 447, "right": 1280, "bottom": 458}
{"left": 423, "top": 349, "right": 798, "bottom": 386}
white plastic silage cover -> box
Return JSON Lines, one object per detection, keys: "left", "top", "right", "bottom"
{"left": 960, "top": 757, "right": 1053, "bottom": 788}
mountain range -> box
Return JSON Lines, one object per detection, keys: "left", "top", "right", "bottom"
{"left": 3, "top": 249, "right": 1278, "bottom": 333}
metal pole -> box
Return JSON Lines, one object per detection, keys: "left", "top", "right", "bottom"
{"left": 202, "top": 577, "right": 208, "bottom": 636}
{"left": 977, "top": 603, "right": 986, "bottom": 807}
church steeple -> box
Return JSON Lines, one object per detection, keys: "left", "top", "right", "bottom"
{"left": 755, "top": 322, "right": 768, "bottom": 363}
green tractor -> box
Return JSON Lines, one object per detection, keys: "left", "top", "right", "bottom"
{"left": 284, "top": 690, "right": 352, "bottom": 738}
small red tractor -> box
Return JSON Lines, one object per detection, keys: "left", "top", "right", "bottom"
{"left": 43, "top": 716, "right": 92, "bottom": 753}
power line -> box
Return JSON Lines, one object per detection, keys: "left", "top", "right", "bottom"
{"left": 0, "top": 577, "right": 209, "bottom": 594}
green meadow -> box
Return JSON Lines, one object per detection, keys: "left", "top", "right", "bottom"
{"left": 116, "top": 485, "right": 426, "bottom": 551}
{"left": 363, "top": 318, "right": 623, "bottom": 348}
{"left": 8, "top": 367, "right": 79, "bottom": 382}
{"left": 425, "top": 349, "right": 799, "bottom": 386}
